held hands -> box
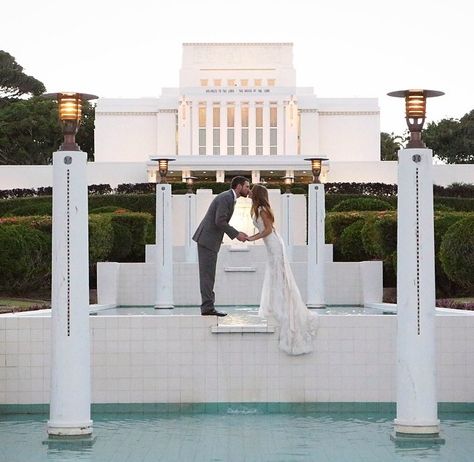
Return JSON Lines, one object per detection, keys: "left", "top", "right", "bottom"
{"left": 236, "top": 232, "right": 249, "bottom": 242}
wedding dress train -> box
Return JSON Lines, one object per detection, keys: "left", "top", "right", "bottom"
{"left": 254, "top": 212, "right": 318, "bottom": 355}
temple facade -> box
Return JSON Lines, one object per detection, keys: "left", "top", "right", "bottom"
{"left": 94, "top": 43, "right": 380, "bottom": 183}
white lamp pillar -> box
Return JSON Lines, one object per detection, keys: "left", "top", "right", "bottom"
{"left": 184, "top": 192, "right": 198, "bottom": 263}
{"left": 306, "top": 183, "right": 326, "bottom": 308}
{"left": 155, "top": 183, "right": 174, "bottom": 308}
{"left": 280, "top": 191, "right": 294, "bottom": 262}
{"left": 48, "top": 150, "right": 92, "bottom": 436}
{"left": 394, "top": 148, "right": 440, "bottom": 436}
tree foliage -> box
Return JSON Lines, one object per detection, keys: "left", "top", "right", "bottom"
{"left": 0, "top": 51, "right": 95, "bottom": 164}
{"left": 423, "top": 110, "right": 474, "bottom": 164}
{"left": 0, "top": 97, "right": 62, "bottom": 164}
{"left": 0, "top": 50, "right": 45, "bottom": 102}
{"left": 380, "top": 132, "right": 406, "bottom": 161}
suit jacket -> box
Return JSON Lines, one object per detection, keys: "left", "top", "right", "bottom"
{"left": 192, "top": 189, "right": 239, "bottom": 252}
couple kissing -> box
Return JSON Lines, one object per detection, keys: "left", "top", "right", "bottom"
{"left": 192, "top": 176, "right": 318, "bottom": 355}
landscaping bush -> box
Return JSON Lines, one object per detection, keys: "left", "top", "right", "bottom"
{"left": 0, "top": 196, "right": 52, "bottom": 217}
{"left": 360, "top": 212, "right": 397, "bottom": 259}
{"left": 88, "top": 214, "right": 113, "bottom": 265}
{"left": 109, "top": 212, "right": 153, "bottom": 262}
{"left": 7, "top": 202, "right": 53, "bottom": 217}
{"left": 88, "top": 193, "right": 156, "bottom": 216}
{"left": 0, "top": 224, "right": 51, "bottom": 294}
{"left": 339, "top": 220, "right": 370, "bottom": 261}
{"left": 439, "top": 216, "right": 474, "bottom": 290}
{"left": 434, "top": 212, "right": 468, "bottom": 296}
{"left": 325, "top": 212, "right": 367, "bottom": 260}
{"left": 90, "top": 206, "right": 130, "bottom": 214}
{"left": 88, "top": 184, "right": 113, "bottom": 195}
{"left": 333, "top": 197, "right": 394, "bottom": 212}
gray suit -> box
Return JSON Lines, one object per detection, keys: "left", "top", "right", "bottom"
{"left": 192, "top": 189, "right": 239, "bottom": 313}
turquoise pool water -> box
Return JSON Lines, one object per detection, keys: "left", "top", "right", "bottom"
{"left": 1, "top": 409, "right": 474, "bottom": 461}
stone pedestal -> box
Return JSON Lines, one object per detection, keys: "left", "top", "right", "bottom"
{"left": 48, "top": 151, "right": 92, "bottom": 436}
{"left": 155, "top": 183, "right": 174, "bottom": 308}
{"left": 394, "top": 148, "right": 440, "bottom": 436}
{"left": 306, "top": 183, "right": 325, "bottom": 308}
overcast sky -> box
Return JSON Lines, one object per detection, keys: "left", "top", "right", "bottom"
{"left": 2, "top": 0, "right": 473, "bottom": 135}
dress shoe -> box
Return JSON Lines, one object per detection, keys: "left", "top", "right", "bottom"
{"left": 201, "top": 309, "right": 227, "bottom": 317}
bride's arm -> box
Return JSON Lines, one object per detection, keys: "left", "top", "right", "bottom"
{"left": 248, "top": 210, "right": 273, "bottom": 241}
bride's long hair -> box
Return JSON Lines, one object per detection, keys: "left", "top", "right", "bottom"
{"left": 250, "top": 184, "right": 275, "bottom": 223}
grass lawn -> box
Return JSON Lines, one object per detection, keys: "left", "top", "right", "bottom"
{"left": 0, "top": 298, "right": 50, "bottom": 313}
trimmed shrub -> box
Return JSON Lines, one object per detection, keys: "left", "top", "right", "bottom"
{"left": 360, "top": 212, "right": 397, "bottom": 259}
{"left": 7, "top": 202, "right": 53, "bottom": 217}
{"left": 88, "top": 214, "right": 113, "bottom": 265}
{"left": 333, "top": 197, "right": 394, "bottom": 212}
{"left": 434, "top": 212, "right": 469, "bottom": 296}
{"left": 325, "top": 194, "right": 398, "bottom": 212}
{"left": 434, "top": 203, "right": 454, "bottom": 212}
{"left": 439, "top": 216, "right": 474, "bottom": 289}
{"left": 88, "top": 184, "right": 113, "bottom": 195}
{"left": 0, "top": 196, "right": 52, "bottom": 217}
{"left": 90, "top": 206, "right": 131, "bottom": 214}
{"left": 325, "top": 212, "right": 366, "bottom": 260}
{"left": 88, "top": 193, "right": 156, "bottom": 216}
{"left": 0, "top": 224, "right": 51, "bottom": 293}
{"left": 110, "top": 212, "right": 154, "bottom": 262}
{"left": 339, "top": 220, "right": 370, "bottom": 261}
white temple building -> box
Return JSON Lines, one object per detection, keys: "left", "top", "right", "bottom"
{"left": 1, "top": 42, "right": 471, "bottom": 188}
{"left": 95, "top": 43, "right": 380, "bottom": 183}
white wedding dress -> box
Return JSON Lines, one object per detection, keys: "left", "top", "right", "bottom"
{"left": 253, "top": 211, "right": 319, "bottom": 355}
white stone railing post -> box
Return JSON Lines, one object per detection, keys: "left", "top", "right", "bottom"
{"left": 306, "top": 183, "right": 325, "bottom": 308}
{"left": 394, "top": 148, "right": 440, "bottom": 437}
{"left": 280, "top": 191, "right": 294, "bottom": 262}
{"left": 155, "top": 183, "right": 174, "bottom": 308}
{"left": 48, "top": 151, "right": 92, "bottom": 436}
{"left": 184, "top": 193, "right": 198, "bottom": 263}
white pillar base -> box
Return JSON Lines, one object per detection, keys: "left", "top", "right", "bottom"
{"left": 47, "top": 420, "right": 93, "bottom": 436}
{"left": 394, "top": 420, "right": 440, "bottom": 435}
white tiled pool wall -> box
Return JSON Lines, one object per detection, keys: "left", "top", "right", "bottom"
{"left": 97, "top": 248, "right": 383, "bottom": 307}
{"left": 1, "top": 314, "right": 473, "bottom": 405}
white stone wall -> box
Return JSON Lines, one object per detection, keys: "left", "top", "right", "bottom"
{"left": 1, "top": 161, "right": 472, "bottom": 189}
{"left": 1, "top": 313, "right": 473, "bottom": 405}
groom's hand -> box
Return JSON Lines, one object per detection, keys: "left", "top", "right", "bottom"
{"left": 236, "top": 232, "right": 248, "bottom": 242}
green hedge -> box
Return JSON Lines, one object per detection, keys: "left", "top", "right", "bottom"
{"left": 339, "top": 220, "right": 370, "bottom": 261}
{"left": 1, "top": 192, "right": 474, "bottom": 217}
{"left": 433, "top": 213, "right": 468, "bottom": 295}
{"left": 0, "top": 211, "right": 153, "bottom": 292}
{"left": 332, "top": 197, "right": 394, "bottom": 212}
{"left": 326, "top": 210, "right": 474, "bottom": 292}
{"left": 439, "top": 216, "right": 474, "bottom": 290}
{"left": 0, "top": 224, "right": 51, "bottom": 294}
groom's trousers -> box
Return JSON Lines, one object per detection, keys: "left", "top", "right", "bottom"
{"left": 197, "top": 244, "right": 218, "bottom": 313}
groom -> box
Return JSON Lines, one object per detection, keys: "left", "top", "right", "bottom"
{"left": 193, "top": 176, "right": 250, "bottom": 316}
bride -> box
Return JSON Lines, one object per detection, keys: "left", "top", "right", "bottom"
{"left": 247, "top": 184, "right": 318, "bottom": 355}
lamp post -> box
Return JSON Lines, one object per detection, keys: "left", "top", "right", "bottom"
{"left": 184, "top": 176, "right": 197, "bottom": 194}
{"left": 387, "top": 89, "right": 444, "bottom": 149}
{"left": 305, "top": 157, "right": 325, "bottom": 183}
{"left": 388, "top": 89, "right": 444, "bottom": 441}
{"left": 43, "top": 92, "right": 97, "bottom": 437}
{"left": 43, "top": 92, "right": 97, "bottom": 151}
{"left": 282, "top": 175, "right": 294, "bottom": 194}
{"left": 150, "top": 156, "right": 176, "bottom": 308}
{"left": 305, "top": 157, "right": 328, "bottom": 308}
